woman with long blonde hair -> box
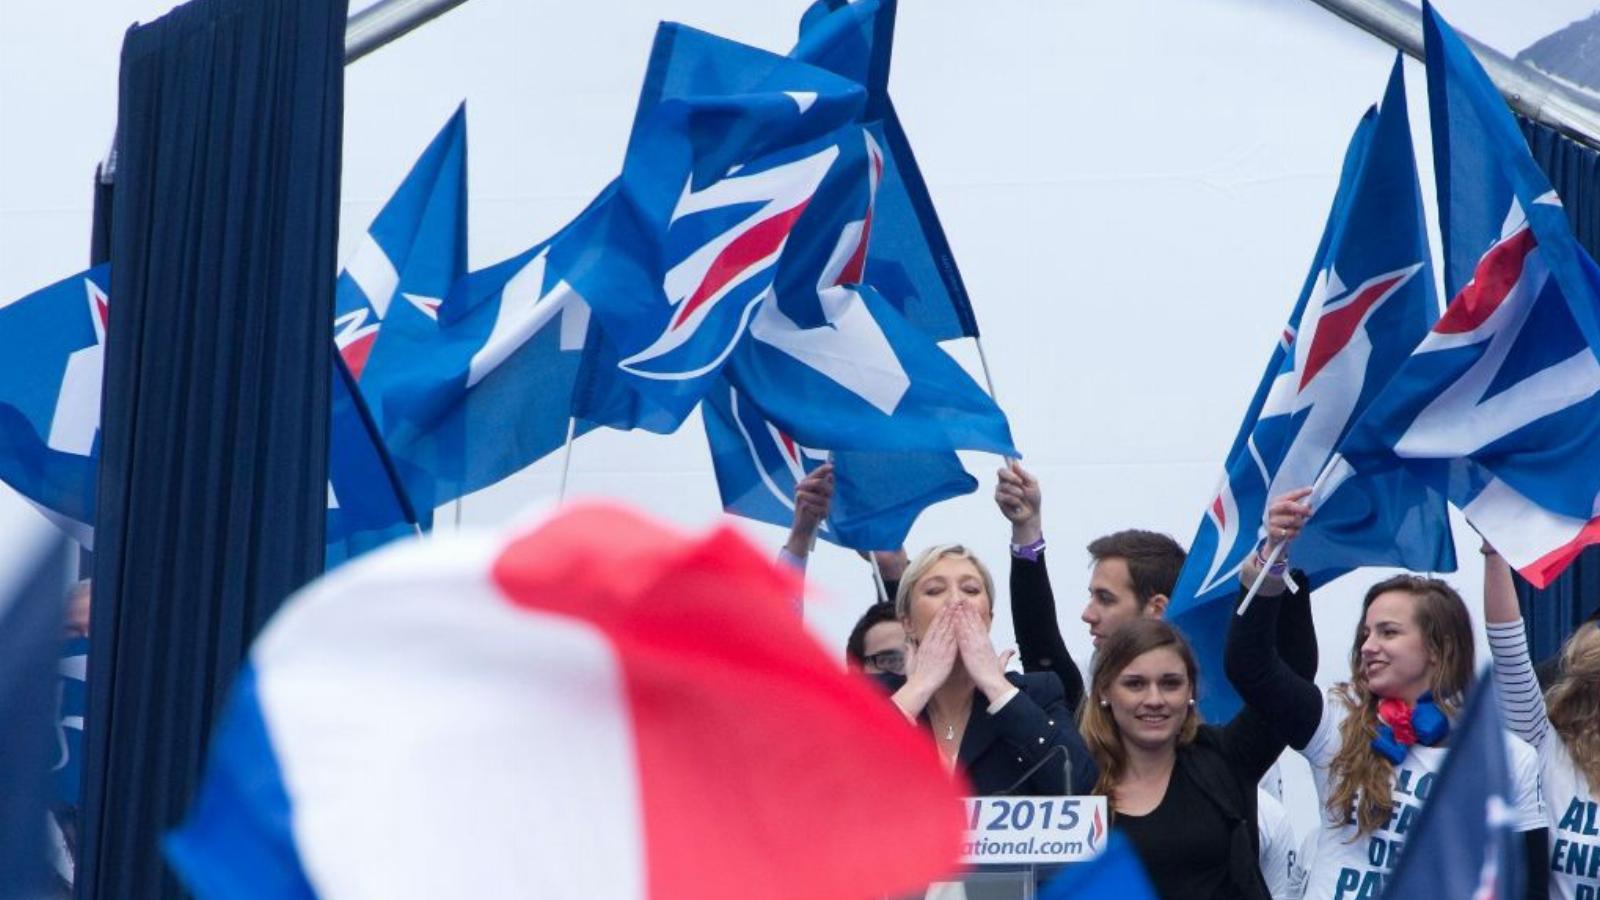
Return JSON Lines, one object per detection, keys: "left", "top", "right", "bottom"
{"left": 1225, "top": 494, "right": 1548, "bottom": 900}
{"left": 1484, "top": 543, "right": 1599, "bottom": 900}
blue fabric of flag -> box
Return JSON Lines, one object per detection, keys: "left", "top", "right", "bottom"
{"left": 0, "top": 526, "right": 69, "bottom": 898}
{"left": 1037, "top": 833, "right": 1159, "bottom": 900}
{"left": 703, "top": 382, "right": 976, "bottom": 550}
{"left": 556, "top": 23, "right": 868, "bottom": 430}
{"left": 1169, "top": 58, "right": 1455, "bottom": 721}
{"left": 1336, "top": 5, "right": 1600, "bottom": 589}
{"left": 52, "top": 635, "right": 88, "bottom": 810}
{"left": 790, "top": 0, "right": 978, "bottom": 340}
{"left": 1381, "top": 672, "right": 1524, "bottom": 900}
{"left": 165, "top": 665, "right": 316, "bottom": 900}
{"left": 334, "top": 104, "right": 468, "bottom": 381}
{"left": 325, "top": 353, "right": 419, "bottom": 568}
{"left": 726, "top": 283, "right": 1016, "bottom": 456}
{"left": 0, "top": 266, "right": 110, "bottom": 546}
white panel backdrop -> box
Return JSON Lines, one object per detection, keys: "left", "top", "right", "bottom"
{"left": 3, "top": 0, "right": 1595, "bottom": 839}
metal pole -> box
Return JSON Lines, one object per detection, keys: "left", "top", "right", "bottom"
{"left": 555, "top": 417, "right": 578, "bottom": 504}
{"left": 345, "top": 0, "right": 474, "bottom": 65}
{"left": 1304, "top": 0, "right": 1600, "bottom": 154}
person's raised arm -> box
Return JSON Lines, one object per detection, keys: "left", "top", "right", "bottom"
{"left": 776, "top": 463, "right": 834, "bottom": 618}
{"left": 1224, "top": 489, "right": 1324, "bottom": 751}
{"left": 1481, "top": 541, "right": 1549, "bottom": 749}
{"left": 995, "top": 462, "right": 1083, "bottom": 711}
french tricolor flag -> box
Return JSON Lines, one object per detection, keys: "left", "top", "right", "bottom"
{"left": 166, "top": 503, "right": 965, "bottom": 899}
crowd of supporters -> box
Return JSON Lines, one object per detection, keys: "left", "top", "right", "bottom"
{"left": 780, "top": 462, "right": 1599, "bottom": 900}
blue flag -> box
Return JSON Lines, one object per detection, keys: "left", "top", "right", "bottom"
{"left": 726, "top": 282, "right": 1015, "bottom": 455}
{"left": 1169, "top": 58, "right": 1455, "bottom": 720}
{"left": 0, "top": 514, "right": 70, "bottom": 897}
{"left": 1337, "top": 3, "right": 1600, "bottom": 589}
{"left": 790, "top": 0, "right": 979, "bottom": 340}
{"left": 1038, "top": 833, "right": 1159, "bottom": 900}
{"left": 1381, "top": 672, "right": 1524, "bottom": 900}
{"left": 325, "top": 353, "right": 420, "bottom": 567}
{"left": 703, "top": 381, "right": 976, "bottom": 550}
{"left": 558, "top": 23, "right": 869, "bottom": 430}
{"left": 328, "top": 105, "right": 470, "bottom": 550}
{"left": 0, "top": 265, "right": 110, "bottom": 548}
{"left": 334, "top": 104, "right": 468, "bottom": 382}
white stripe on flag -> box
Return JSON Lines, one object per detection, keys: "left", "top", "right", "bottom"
{"left": 253, "top": 535, "right": 647, "bottom": 900}
{"left": 343, "top": 233, "right": 401, "bottom": 319}
{"left": 1461, "top": 476, "right": 1596, "bottom": 573}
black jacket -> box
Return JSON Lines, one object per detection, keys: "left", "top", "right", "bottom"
{"left": 874, "top": 670, "right": 1098, "bottom": 795}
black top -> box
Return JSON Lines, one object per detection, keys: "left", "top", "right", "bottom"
{"left": 873, "top": 670, "right": 1098, "bottom": 795}
{"left": 1116, "top": 764, "right": 1237, "bottom": 900}
{"left": 1008, "top": 552, "right": 1085, "bottom": 713}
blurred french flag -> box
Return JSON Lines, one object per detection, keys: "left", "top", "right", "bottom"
{"left": 167, "top": 503, "right": 966, "bottom": 900}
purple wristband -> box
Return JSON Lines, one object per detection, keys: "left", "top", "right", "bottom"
{"left": 1010, "top": 537, "right": 1047, "bottom": 562}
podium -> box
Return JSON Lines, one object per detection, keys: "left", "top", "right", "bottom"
{"left": 895, "top": 796, "right": 1108, "bottom": 900}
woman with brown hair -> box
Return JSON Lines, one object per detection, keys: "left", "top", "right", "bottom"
{"left": 1080, "top": 618, "right": 1287, "bottom": 899}
{"left": 883, "top": 543, "right": 1097, "bottom": 795}
{"left": 1484, "top": 543, "right": 1599, "bottom": 900}
{"left": 1225, "top": 493, "right": 1547, "bottom": 900}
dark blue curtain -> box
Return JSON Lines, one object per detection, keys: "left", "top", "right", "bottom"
{"left": 1514, "top": 115, "right": 1600, "bottom": 665}
{"left": 79, "top": 0, "right": 345, "bottom": 897}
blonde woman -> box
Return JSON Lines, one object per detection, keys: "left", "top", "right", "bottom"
{"left": 1484, "top": 544, "right": 1599, "bottom": 900}
{"left": 884, "top": 544, "right": 1096, "bottom": 795}
{"left": 1225, "top": 493, "right": 1547, "bottom": 900}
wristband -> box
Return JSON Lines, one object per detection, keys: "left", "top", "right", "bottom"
{"left": 1252, "top": 541, "right": 1289, "bottom": 578}
{"left": 1010, "top": 537, "right": 1047, "bottom": 562}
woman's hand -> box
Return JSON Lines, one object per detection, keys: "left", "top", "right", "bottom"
{"left": 892, "top": 603, "right": 959, "bottom": 719}
{"left": 953, "top": 602, "right": 1016, "bottom": 704}
{"left": 1240, "top": 487, "right": 1312, "bottom": 592}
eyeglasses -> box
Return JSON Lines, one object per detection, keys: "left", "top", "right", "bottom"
{"left": 862, "top": 649, "right": 906, "bottom": 675}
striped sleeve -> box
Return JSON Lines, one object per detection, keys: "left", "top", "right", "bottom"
{"left": 1485, "top": 618, "right": 1549, "bottom": 750}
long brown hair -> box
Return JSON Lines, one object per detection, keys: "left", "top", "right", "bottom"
{"left": 1326, "top": 576, "right": 1474, "bottom": 836}
{"left": 1079, "top": 619, "right": 1202, "bottom": 803}
{"left": 1547, "top": 622, "right": 1600, "bottom": 791}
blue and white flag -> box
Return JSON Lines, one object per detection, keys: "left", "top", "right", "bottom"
{"left": 1338, "top": 4, "right": 1600, "bottom": 589}
{"left": 557, "top": 23, "right": 869, "bottom": 430}
{"left": 334, "top": 104, "right": 467, "bottom": 381}
{"left": 704, "top": 382, "right": 975, "bottom": 550}
{"left": 1169, "top": 59, "right": 1455, "bottom": 719}
{"left": 0, "top": 265, "right": 111, "bottom": 548}
{"left": 1381, "top": 673, "right": 1524, "bottom": 900}
{"left": 0, "top": 507, "right": 70, "bottom": 897}
{"left": 325, "top": 353, "right": 421, "bottom": 567}
{"left": 790, "top": 0, "right": 979, "bottom": 340}
{"left": 360, "top": 204, "right": 607, "bottom": 506}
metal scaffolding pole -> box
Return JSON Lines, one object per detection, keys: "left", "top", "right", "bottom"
{"left": 345, "top": 0, "right": 473, "bottom": 65}
{"left": 1305, "top": 0, "right": 1600, "bottom": 153}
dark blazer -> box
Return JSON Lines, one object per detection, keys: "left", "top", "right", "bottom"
{"left": 875, "top": 670, "right": 1098, "bottom": 795}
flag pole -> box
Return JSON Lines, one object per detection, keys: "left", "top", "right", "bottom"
{"left": 333, "top": 350, "right": 426, "bottom": 539}
{"left": 555, "top": 417, "right": 578, "bottom": 504}
{"left": 1236, "top": 459, "right": 1340, "bottom": 615}
{"left": 973, "top": 334, "right": 1019, "bottom": 464}
{"left": 869, "top": 554, "right": 890, "bottom": 606}
{"left": 453, "top": 498, "right": 462, "bottom": 532}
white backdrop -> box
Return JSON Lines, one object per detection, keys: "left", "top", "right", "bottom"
{"left": 3, "top": 0, "right": 1595, "bottom": 838}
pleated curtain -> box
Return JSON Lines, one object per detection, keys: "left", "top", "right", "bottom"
{"left": 78, "top": 0, "right": 345, "bottom": 896}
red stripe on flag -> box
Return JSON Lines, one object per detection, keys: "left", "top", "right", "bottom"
{"left": 341, "top": 334, "right": 376, "bottom": 381}
{"left": 1211, "top": 495, "right": 1227, "bottom": 528}
{"left": 1434, "top": 229, "right": 1538, "bottom": 335}
{"left": 1518, "top": 514, "right": 1600, "bottom": 589}
{"left": 671, "top": 201, "right": 812, "bottom": 330}
{"left": 1299, "top": 274, "right": 1403, "bottom": 390}
{"left": 490, "top": 504, "right": 966, "bottom": 900}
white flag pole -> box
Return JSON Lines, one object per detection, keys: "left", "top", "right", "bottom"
{"left": 555, "top": 417, "right": 578, "bottom": 505}
{"left": 1236, "top": 459, "right": 1340, "bottom": 615}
